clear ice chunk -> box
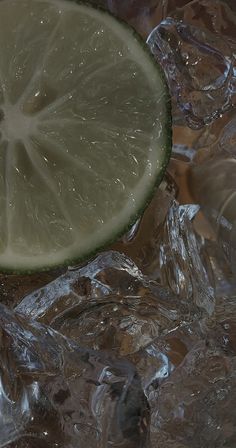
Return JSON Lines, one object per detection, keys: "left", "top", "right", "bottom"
{"left": 150, "top": 337, "right": 236, "bottom": 447}
{"left": 189, "top": 110, "right": 236, "bottom": 277}
{"left": 112, "top": 178, "right": 178, "bottom": 277}
{"left": 170, "top": 0, "right": 236, "bottom": 43}
{"left": 16, "top": 199, "right": 215, "bottom": 359}
{"left": 0, "top": 269, "right": 63, "bottom": 309}
{"left": 154, "top": 202, "right": 215, "bottom": 314}
{"left": 147, "top": 17, "right": 235, "bottom": 128}
{"left": 13, "top": 196, "right": 217, "bottom": 446}
{"left": 16, "top": 250, "right": 198, "bottom": 356}
{"left": 0, "top": 304, "right": 149, "bottom": 447}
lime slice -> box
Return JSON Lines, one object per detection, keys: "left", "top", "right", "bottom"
{"left": 0, "top": 0, "right": 171, "bottom": 272}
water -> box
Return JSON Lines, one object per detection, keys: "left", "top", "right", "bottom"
{"left": 1, "top": 0, "right": 236, "bottom": 447}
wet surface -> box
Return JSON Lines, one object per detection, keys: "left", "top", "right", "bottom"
{"left": 1, "top": 0, "right": 236, "bottom": 447}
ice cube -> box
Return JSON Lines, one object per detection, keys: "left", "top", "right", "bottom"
{"left": 16, "top": 250, "right": 198, "bottom": 356}
{"left": 150, "top": 339, "right": 236, "bottom": 447}
{"left": 154, "top": 201, "right": 215, "bottom": 314}
{"left": 147, "top": 17, "right": 235, "bottom": 128}
{"left": 0, "top": 304, "right": 149, "bottom": 447}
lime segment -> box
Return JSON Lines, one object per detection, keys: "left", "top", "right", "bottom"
{"left": 0, "top": 0, "right": 171, "bottom": 272}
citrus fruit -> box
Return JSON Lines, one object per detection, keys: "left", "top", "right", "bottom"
{"left": 0, "top": 0, "right": 171, "bottom": 272}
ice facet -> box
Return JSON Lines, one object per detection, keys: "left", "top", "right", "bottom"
{"left": 153, "top": 201, "right": 215, "bottom": 314}
{"left": 147, "top": 17, "right": 235, "bottom": 128}
{"left": 112, "top": 177, "right": 178, "bottom": 277}
{"left": 188, "top": 110, "right": 236, "bottom": 277}
{"left": 0, "top": 304, "right": 149, "bottom": 447}
{"left": 0, "top": 269, "right": 63, "bottom": 309}
{"left": 150, "top": 338, "right": 236, "bottom": 447}
{"left": 16, "top": 249, "right": 201, "bottom": 357}
{"left": 14, "top": 189, "right": 216, "bottom": 365}
{"left": 170, "top": 0, "right": 236, "bottom": 42}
